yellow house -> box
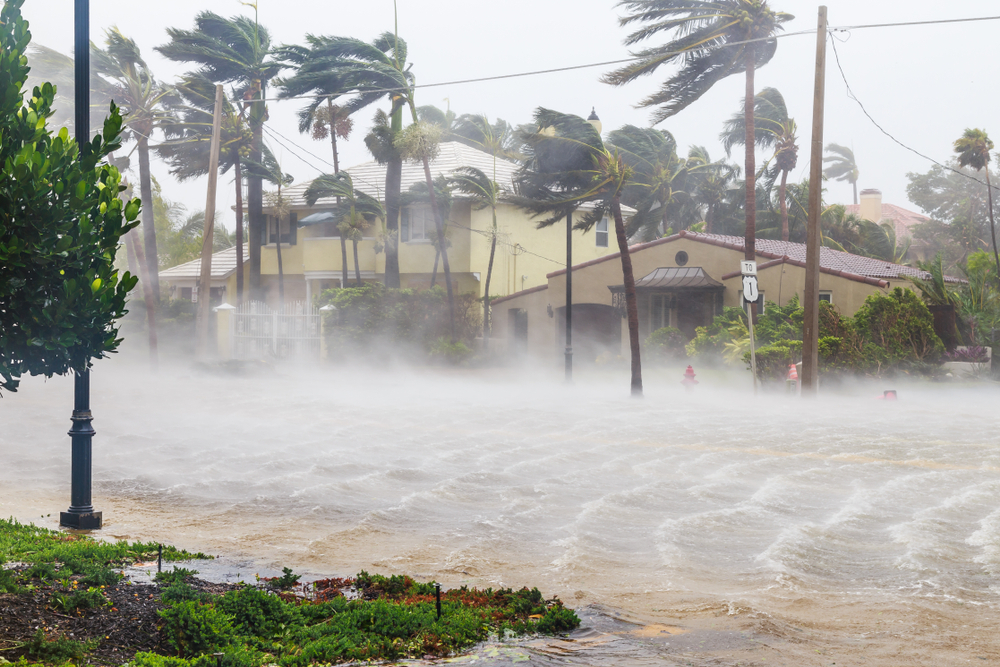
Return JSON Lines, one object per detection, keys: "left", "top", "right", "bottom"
{"left": 250, "top": 141, "right": 630, "bottom": 306}
{"left": 492, "top": 230, "right": 937, "bottom": 362}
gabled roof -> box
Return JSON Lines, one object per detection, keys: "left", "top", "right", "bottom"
{"left": 159, "top": 244, "right": 247, "bottom": 281}
{"left": 609, "top": 266, "right": 724, "bottom": 292}
{"left": 543, "top": 230, "right": 956, "bottom": 286}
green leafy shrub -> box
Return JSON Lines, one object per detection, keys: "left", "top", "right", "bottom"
{"left": 24, "top": 562, "right": 58, "bottom": 581}
{"left": 644, "top": 327, "right": 686, "bottom": 361}
{"left": 161, "top": 581, "right": 210, "bottom": 605}
{"left": 158, "top": 601, "right": 235, "bottom": 656}
{"left": 0, "top": 566, "right": 20, "bottom": 593}
{"left": 263, "top": 567, "right": 301, "bottom": 591}
{"left": 427, "top": 338, "right": 472, "bottom": 365}
{"left": 745, "top": 341, "right": 802, "bottom": 382}
{"left": 50, "top": 586, "right": 109, "bottom": 611}
{"left": 216, "top": 586, "right": 300, "bottom": 638}
{"left": 156, "top": 567, "right": 199, "bottom": 585}
{"left": 24, "top": 629, "right": 96, "bottom": 665}
{"left": 536, "top": 603, "right": 581, "bottom": 634}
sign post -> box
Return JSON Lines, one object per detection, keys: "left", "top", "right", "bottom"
{"left": 741, "top": 261, "right": 758, "bottom": 395}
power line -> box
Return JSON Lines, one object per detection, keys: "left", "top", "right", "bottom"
{"left": 828, "top": 32, "right": 1000, "bottom": 194}
{"left": 830, "top": 15, "right": 1000, "bottom": 32}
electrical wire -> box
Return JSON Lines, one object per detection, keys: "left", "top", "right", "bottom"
{"left": 830, "top": 15, "right": 1000, "bottom": 32}
{"left": 828, "top": 32, "right": 1000, "bottom": 193}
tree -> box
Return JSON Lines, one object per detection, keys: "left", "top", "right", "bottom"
{"left": 512, "top": 109, "right": 642, "bottom": 396}
{"left": 953, "top": 128, "right": 1000, "bottom": 288}
{"left": 0, "top": 0, "right": 140, "bottom": 391}
{"left": 303, "top": 172, "right": 385, "bottom": 285}
{"left": 246, "top": 148, "right": 293, "bottom": 305}
{"left": 92, "top": 28, "right": 177, "bottom": 302}
{"left": 157, "top": 9, "right": 283, "bottom": 301}
{"left": 157, "top": 73, "right": 254, "bottom": 302}
{"left": 721, "top": 87, "right": 798, "bottom": 242}
{"left": 823, "top": 143, "right": 860, "bottom": 205}
{"left": 449, "top": 166, "right": 503, "bottom": 342}
{"left": 603, "top": 0, "right": 792, "bottom": 265}
{"left": 687, "top": 146, "right": 742, "bottom": 235}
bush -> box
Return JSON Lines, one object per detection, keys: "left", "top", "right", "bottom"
{"left": 216, "top": 586, "right": 300, "bottom": 638}
{"left": 745, "top": 340, "right": 802, "bottom": 382}
{"left": 428, "top": 337, "right": 472, "bottom": 365}
{"left": 158, "top": 601, "right": 235, "bottom": 656}
{"left": 644, "top": 327, "right": 686, "bottom": 362}
{"left": 25, "top": 629, "right": 96, "bottom": 665}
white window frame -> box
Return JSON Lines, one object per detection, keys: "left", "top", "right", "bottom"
{"left": 596, "top": 216, "right": 609, "bottom": 247}
{"left": 819, "top": 291, "right": 833, "bottom": 304}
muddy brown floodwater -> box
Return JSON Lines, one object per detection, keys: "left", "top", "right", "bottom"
{"left": 2, "top": 360, "right": 999, "bottom": 666}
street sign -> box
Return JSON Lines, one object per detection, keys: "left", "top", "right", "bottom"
{"left": 740, "top": 260, "right": 757, "bottom": 276}
{"left": 742, "top": 275, "right": 759, "bottom": 303}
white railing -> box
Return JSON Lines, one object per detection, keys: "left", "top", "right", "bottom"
{"left": 232, "top": 300, "right": 321, "bottom": 360}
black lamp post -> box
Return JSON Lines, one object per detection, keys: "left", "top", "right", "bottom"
{"left": 60, "top": 0, "right": 101, "bottom": 530}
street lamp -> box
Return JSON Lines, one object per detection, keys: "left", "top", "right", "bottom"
{"left": 60, "top": 0, "right": 101, "bottom": 530}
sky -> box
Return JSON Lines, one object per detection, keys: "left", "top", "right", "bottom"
{"left": 19, "top": 1, "right": 1000, "bottom": 234}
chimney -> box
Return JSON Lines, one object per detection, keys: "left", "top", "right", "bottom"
{"left": 859, "top": 188, "right": 882, "bottom": 223}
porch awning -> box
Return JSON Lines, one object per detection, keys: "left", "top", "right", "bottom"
{"left": 609, "top": 267, "right": 724, "bottom": 293}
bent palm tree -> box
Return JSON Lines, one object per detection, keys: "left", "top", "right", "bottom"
{"left": 720, "top": 87, "right": 798, "bottom": 242}
{"left": 823, "top": 144, "right": 860, "bottom": 205}
{"left": 954, "top": 128, "right": 1000, "bottom": 288}
{"left": 512, "top": 108, "right": 642, "bottom": 396}
{"left": 303, "top": 172, "right": 385, "bottom": 285}
{"left": 604, "top": 0, "right": 792, "bottom": 265}
{"left": 449, "top": 166, "right": 504, "bottom": 343}
{"left": 157, "top": 9, "right": 283, "bottom": 301}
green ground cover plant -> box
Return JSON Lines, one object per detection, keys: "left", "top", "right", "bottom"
{"left": 0, "top": 518, "right": 580, "bottom": 666}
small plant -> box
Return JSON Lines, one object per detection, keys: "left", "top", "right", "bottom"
{"left": 644, "top": 326, "right": 686, "bottom": 361}
{"left": 24, "top": 562, "right": 58, "bottom": 581}
{"left": 161, "top": 581, "right": 210, "bottom": 605}
{"left": 263, "top": 567, "right": 300, "bottom": 591}
{"left": 428, "top": 337, "right": 472, "bottom": 365}
{"left": 0, "top": 566, "right": 21, "bottom": 593}
{"left": 943, "top": 345, "right": 990, "bottom": 362}
{"left": 24, "top": 629, "right": 97, "bottom": 665}
{"left": 156, "top": 566, "right": 199, "bottom": 585}
{"left": 158, "top": 600, "right": 235, "bottom": 656}
{"left": 51, "top": 586, "right": 109, "bottom": 612}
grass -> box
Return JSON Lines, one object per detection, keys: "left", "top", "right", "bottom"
{"left": 0, "top": 518, "right": 580, "bottom": 666}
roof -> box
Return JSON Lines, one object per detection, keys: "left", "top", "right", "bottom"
{"left": 159, "top": 244, "right": 246, "bottom": 281}
{"left": 609, "top": 266, "right": 725, "bottom": 292}
{"left": 543, "top": 230, "right": 958, "bottom": 286}
{"left": 845, "top": 202, "right": 929, "bottom": 241}
{"left": 491, "top": 283, "right": 548, "bottom": 305}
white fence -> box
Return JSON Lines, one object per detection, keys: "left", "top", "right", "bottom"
{"left": 231, "top": 300, "right": 321, "bottom": 360}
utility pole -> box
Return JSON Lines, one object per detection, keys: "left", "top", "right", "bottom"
{"left": 195, "top": 85, "right": 224, "bottom": 358}
{"left": 802, "top": 6, "right": 828, "bottom": 395}
{"left": 565, "top": 211, "right": 573, "bottom": 382}
{"left": 61, "top": 0, "right": 100, "bottom": 530}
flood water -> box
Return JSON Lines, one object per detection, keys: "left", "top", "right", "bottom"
{"left": 2, "top": 359, "right": 999, "bottom": 665}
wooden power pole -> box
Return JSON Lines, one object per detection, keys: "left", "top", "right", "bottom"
{"left": 801, "top": 6, "right": 828, "bottom": 395}
{"left": 195, "top": 84, "right": 225, "bottom": 358}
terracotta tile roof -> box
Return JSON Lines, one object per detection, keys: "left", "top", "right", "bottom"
{"left": 159, "top": 244, "right": 246, "bottom": 281}
{"left": 845, "top": 202, "right": 929, "bottom": 241}
{"left": 491, "top": 283, "right": 547, "bottom": 305}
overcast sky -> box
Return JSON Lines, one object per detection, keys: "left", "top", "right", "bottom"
{"left": 20, "top": 1, "right": 1000, "bottom": 233}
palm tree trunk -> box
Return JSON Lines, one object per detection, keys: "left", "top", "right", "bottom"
{"left": 706, "top": 203, "right": 715, "bottom": 235}
{"left": 384, "top": 158, "right": 402, "bottom": 288}
{"left": 353, "top": 239, "right": 361, "bottom": 283}
{"left": 275, "top": 219, "right": 284, "bottom": 307}
{"left": 137, "top": 136, "right": 160, "bottom": 302}
{"left": 780, "top": 168, "right": 790, "bottom": 242}
{"left": 985, "top": 169, "right": 1000, "bottom": 290}
{"left": 247, "top": 85, "right": 265, "bottom": 301}
{"left": 420, "top": 157, "right": 455, "bottom": 340}
{"left": 852, "top": 180, "right": 858, "bottom": 206}
{"left": 483, "top": 222, "right": 497, "bottom": 346}
{"left": 234, "top": 155, "right": 244, "bottom": 304}
{"left": 126, "top": 230, "right": 158, "bottom": 370}
{"left": 340, "top": 235, "right": 349, "bottom": 286}
{"left": 430, "top": 247, "right": 440, "bottom": 288}
{"left": 612, "top": 197, "right": 642, "bottom": 397}
{"left": 327, "top": 98, "right": 340, "bottom": 174}
{"left": 743, "top": 45, "right": 757, "bottom": 262}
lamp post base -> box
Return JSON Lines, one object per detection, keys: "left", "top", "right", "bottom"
{"left": 60, "top": 511, "right": 102, "bottom": 530}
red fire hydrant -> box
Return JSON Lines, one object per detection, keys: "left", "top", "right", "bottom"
{"left": 681, "top": 365, "right": 698, "bottom": 391}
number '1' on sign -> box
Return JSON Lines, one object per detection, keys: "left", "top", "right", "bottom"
{"left": 742, "top": 275, "right": 759, "bottom": 303}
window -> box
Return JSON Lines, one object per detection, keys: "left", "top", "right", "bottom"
{"left": 650, "top": 294, "right": 673, "bottom": 330}
{"left": 819, "top": 291, "right": 833, "bottom": 304}
{"left": 402, "top": 206, "right": 432, "bottom": 241}
{"left": 743, "top": 292, "right": 766, "bottom": 314}
{"left": 596, "top": 216, "right": 609, "bottom": 247}
{"left": 266, "top": 212, "right": 297, "bottom": 245}
{"left": 675, "top": 251, "right": 689, "bottom": 266}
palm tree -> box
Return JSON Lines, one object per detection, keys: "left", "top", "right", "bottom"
{"left": 157, "top": 73, "right": 254, "bottom": 303}
{"left": 687, "top": 146, "right": 741, "bottom": 235}
{"left": 954, "top": 128, "right": 1000, "bottom": 288}
{"left": 247, "top": 149, "right": 294, "bottom": 304}
{"left": 512, "top": 108, "right": 642, "bottom": 396}
{"left": 604, "top": 1, "right": 792, "bottom": 266}
{"left": 720, "top": 88, "right": 798, "bottom": 242}
{"left": 157, "top": 9, "right": 283, "bottom": 301}
{"left": 303, "top": 172, "right": 385, "bottom": 285}
{"left": 92, "top": 28, "right": 178, "bottom": 302}
{"left": 449, "top": 166, "right": 504, "bottom": 343}
{"left": 823, "top": 144, "right": 860, "bottom": 205}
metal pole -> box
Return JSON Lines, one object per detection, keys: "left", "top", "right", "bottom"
{"left": 61, "top": 0, "right": 101, "bottom": 531}
{"left": 802, "top": 6, "right": 828, "bottom": 395}
{"left": 565, "top": 211, "right": 573, "bottom": 381}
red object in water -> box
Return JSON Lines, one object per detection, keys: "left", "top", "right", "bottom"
{"left": 876, "top": 390, "right": 898, "bottom": 400}
{"left": 681, "top": 365, "right": 698, "bottom": 389}
{"left": 787, "top": 364, "right": 798, "bottom": 381}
